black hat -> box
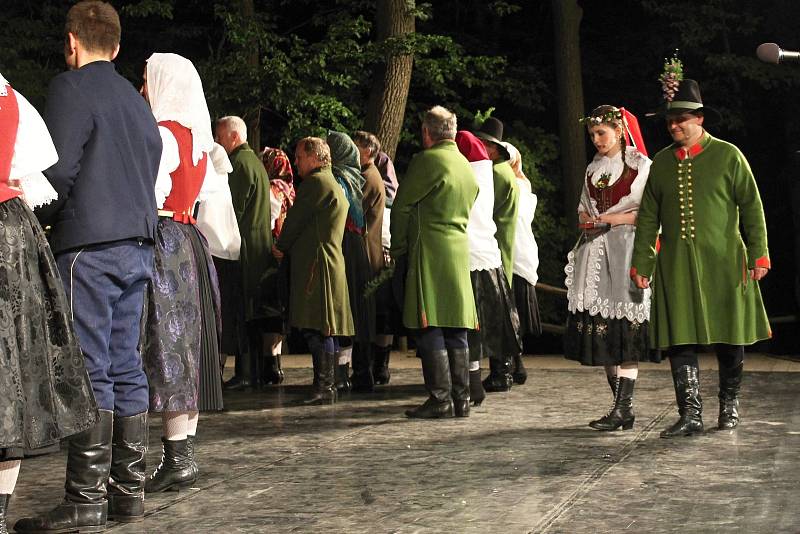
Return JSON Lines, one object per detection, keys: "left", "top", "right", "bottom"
{"left": 648, "top": 78, "right": 721, "bottom": 125}
{"left": 473, "top": 117, "right": 511, "bottom": 160}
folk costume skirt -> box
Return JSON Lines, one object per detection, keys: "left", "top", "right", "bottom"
{"left": 513, "top": 274, "right": 542, "bottom": 337}
{"left": 0, "top": 198, "right": 98, "bottom": 460}
{"left": 564, "top": 311, "right": 661, "bottom": 366}
{"left": 467, "top": 267, "right": 522, "bottom": 362}
{"left": 343, "top": 230, "right": 375, "bottom": 344}
{"left": 143, "top": 218, "right": 223, "bottom": 413}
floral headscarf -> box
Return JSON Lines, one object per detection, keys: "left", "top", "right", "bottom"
{"left": 501, "top": 141, "right": 527, "bottom": 181}
{"left": 261, "top": 147, "right": 295, "bottom": 239}
{"left": 327, "top": 131, "right": 366, "bottom": 231}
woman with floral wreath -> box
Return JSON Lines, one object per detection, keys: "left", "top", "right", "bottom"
{"left": 564, "top": 105, "right": 662, "bottom": 431}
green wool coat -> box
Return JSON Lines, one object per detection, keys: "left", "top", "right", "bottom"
{"left": 390, "top": 140, "right": 479, "bottom": 330}
{"left": 631, "top": 133, "right": 771, "bottom": 348}
{"left": 228, "top": 143, "right": 274, "bottom": 321}
{"left": 276, "top": 166, "right": 354, "bottom": 336}
{"left": 493, "top": 160, "right": 519, "bottom": 286}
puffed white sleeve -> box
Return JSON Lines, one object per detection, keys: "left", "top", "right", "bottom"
{"left": 11, "top": 89, "right": 59, "bottom": 209}
{"left": 196, "top": 143, "right": 231, "bottom": 202}
{"left": 614, "top": 148, "right": 653, "bottom": 213}
{"left": 155, "top": 126, "right": 180, "bottom": 208}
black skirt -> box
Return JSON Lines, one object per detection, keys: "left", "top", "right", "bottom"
{"left": 513, "top": 274, "right": 542, "bottom": 337}
{"left": 0, "top": 198, "right": 98, "bottom": 459}
{"left": 564, "top": 311, "right": 662, "bottom": 366}
{"left": 467, "top": 267, "right": 522, "bottom": 362}
{"left": 343, "top": 230, "right": 375, "bottom": 344}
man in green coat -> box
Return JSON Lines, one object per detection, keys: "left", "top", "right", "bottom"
{"left": 631, "top": 79, "right": 770, "bottom": 437}
{"left": 275, "top": 137, "right": 354, "bottom": 404}
{"left": 216, "top": 116, "right": 279, "bottom": 390}
{"left": 391, "top": 106, "right": 479, "bottom": 418}
{"left": 474, "top": 117, "right": 521, "bottom": 392}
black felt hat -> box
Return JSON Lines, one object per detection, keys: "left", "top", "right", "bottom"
{"left": 648, "top": 78, "right": 721, "bottom": 125}
{"left": 473, "top": 117, "right": 510, "bottom": 160}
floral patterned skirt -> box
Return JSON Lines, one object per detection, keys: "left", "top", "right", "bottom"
{"left": 564, "top": 310, "right": 662, "bottom": 366}
{"left": 0, "top": 198, "right": 98, "bottom": 459}
{"left": 142, "top": 219, "right": 222, "bottom": 413}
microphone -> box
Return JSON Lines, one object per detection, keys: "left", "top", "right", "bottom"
{"left": 757, "top": 42, "right": 800, "bottom": 64}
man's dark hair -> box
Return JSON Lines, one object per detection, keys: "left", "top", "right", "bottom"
{"left": 65, "top": 1, "right": 121, "bottom": 54}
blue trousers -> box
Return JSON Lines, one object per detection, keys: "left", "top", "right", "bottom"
{"left": 415, "top": 327, "right": 468, "bottom": 353}
{"left": 57, "top": 239, "right": 153, "bottom": 417}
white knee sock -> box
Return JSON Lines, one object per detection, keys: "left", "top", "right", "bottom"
{"left": 617, "top": 365, "right": 639, "bottom": 380}
{"left": 469, "top": 360, "right": 480, "bottom": 372}
{"left": 187, "top": 411, "right": 199, "bottom": 437}
{"left": 338, "top": 346, "right": 353, "bottom": 365}
{"left": 162, "top": 411, "right": 189, "bottom": 441}
{"left": 0, "top": 460, "right": 21, "bottom": 494}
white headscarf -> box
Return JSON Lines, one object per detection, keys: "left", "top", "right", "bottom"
{"left": 145, "top": 53, "right": 214, "bottom": 165}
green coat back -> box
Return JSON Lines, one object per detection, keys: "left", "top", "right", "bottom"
{"left": 228, "top": 143, "right": 274, "bottom": 321}
{"left": 390, "top": 140, "right": 479, "bottom": 330}
{"left": 493, "top": 161, "right": 519, "bottom": 285}
{"left": 276, "top": 166, "right": 354, "bottom": 336}
{"left": 631, "top": 133, "right": 770, "bottom": 348}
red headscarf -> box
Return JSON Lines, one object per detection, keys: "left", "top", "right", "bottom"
{"left": 455, "top": 130, "right": 490, "bottom": 162}
{"left": 261, "top": 147, "right": 295, "bottom": 238}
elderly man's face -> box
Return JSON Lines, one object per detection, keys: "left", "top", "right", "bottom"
{"left": 214, "top": 124, "right": 236, "bottom": 155}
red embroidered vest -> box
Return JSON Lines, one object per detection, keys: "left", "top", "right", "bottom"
{"left": 0, "top": 86, "right": 21, "bottom": 204}
{"left": 159, "top": 120, "right": 208, "bottom": 224}
{"left": 586, "top": 165, "right": 638, "bottom": 214}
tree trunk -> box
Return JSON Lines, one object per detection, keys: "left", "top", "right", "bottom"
{"left": 551, "top": 0, "right": 586, "bottom": 227}
{"left": 365, "top": 0, "right": 415, "bottom": 160}
{"left": 240, "top": 0, "right": 261, "bottom": 151}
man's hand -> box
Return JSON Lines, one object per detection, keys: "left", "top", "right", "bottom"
{"left": 750, "top": 267, "right": 768, "bottom": 281}
{"left": 633, "top": 274, "right": 650, "bottom": 289}
{"left": 271, "top": 244, "right": 284, "bottom": 261}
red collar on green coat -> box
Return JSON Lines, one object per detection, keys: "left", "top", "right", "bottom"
{"left": 673, "top": 132, "right": 710, "bottom": 161}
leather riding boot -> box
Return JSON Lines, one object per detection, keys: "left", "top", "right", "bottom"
{"left": 718, "top": 361, "right": 743, "bottom": 429}
{"left": 511, "top": 353, "right": 528, "bottom": 385}
{"left": 335, "top": 358, "right": 352, "bottom": 393}
{"left": 262, "top": 354, "right": 285, "bottom": 385}
{"left": 483, "top": 356, "right": 513, "bottom": 392}
{"left": 108, "top": 412, "right": 148, "bottom": 523}
{"left": 448, "top": 348, "right": 471, "bottom": 417}
{"left": 0, "top": 494, "right": 10, "bottom": 534}
{"left": 145, "top": 438, "right": 196, "bottom": 493}
{"left": 186, "top": 435, "right": 199, "bottom": 478}
{"left": 15, "top": 410, "right": 113, "bottom": 533}
{"left": 305, "top": 350, "right": 337, "bottom": 405}
{"left": 590, "top": 377, "right": 636, "bottom": 431}
{"left": 351, "top": 343, "right": 375, "bottom": 393}
{"left": 469, "top": 369, "right": 486, "bottom": 407}
{"left": 373, "top": 344, "right": 392, "bottom": 385}
{"left": 661, "top": 365, "right": 704, "bottom": 438}
{"left": 406, "top": 349, "right": 454, "bottom": 418}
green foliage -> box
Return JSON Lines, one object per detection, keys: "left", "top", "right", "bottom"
{"left": 121, "top": 0, "right": 174, "bottom": 19}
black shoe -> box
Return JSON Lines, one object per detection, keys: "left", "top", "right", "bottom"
{"left": 661, "top": 365, "right": 704, "bottom": 438}
{"left": 15, "top": 410, "right": 113, "bottom": 533}
{"left": 145, "top": 438, "right": 196, "bottom": 493}
{"left": 351, "top": 343, "right": 375, "bottom": 393}
{"left": 0, "top": 494, "right": 10, "bottom": 534}
{"left": 469, "top": 370, "right": 486, "bottom": 406}
{"left": 373, "top": 345, "right": 392, "bottom": 385}
{"left": 262, "top": 355, "right": 285, "bottom": 385}
{"left": 718, "top": 362, "right": 743, "bottom": 429}
{"left": 448, "top": 348, "right": 470, "bottom": 417}
{"left": 305, "top": 350, "right": 337, "bottom": 405}
{"left": 405, "top": 397, "right": 454, "bottom": 419}
{"left": 108, "top": 412, "right": 147, "bottom": 523}
{"left": 483, "top": 357, "right": 513, "bottom": 392}
{"left": 511, "top": 354, "right": 527, "bottom": 385}
{"left": 590, "top": 377, "right": 636, "bottom": 431}
{"left": 335, "top": 362, "right": 352, "bottom": 392}
{"left": 222, "top": 375, "right": 251, "bottom": 391}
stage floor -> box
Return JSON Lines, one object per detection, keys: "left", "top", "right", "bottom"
{"left": 8, "top": 353, "right": 800, "bottom": 533}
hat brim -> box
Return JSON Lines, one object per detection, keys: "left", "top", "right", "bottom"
{"left": 646, "top": 105, "right": 721, "bottom": 126}
{"left": 473, "top": 131, "right": 511, "bottom": 160}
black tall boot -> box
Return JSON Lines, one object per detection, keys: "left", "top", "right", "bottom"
{"left": 373, "top": 344, "right": 392, "bottom": 385}
{"left": 351, "top": 343, "right": 375, "bottom": 393}
{"left": 511, "top": 353, "right": 527, "bottom": 385}
{"left": 718, "top": 361, "right": 743, "bottom": 429}
{"left": 483, "top": 356, "right": 513, "bottom": 392}
{"left": 606, "top": 373, "right": 617, "bottom": 397}
{"left": 406, "top": 349, "right": 454, "bottom": 418}
{"left": 469, "top": 369, "right": 486, "bottom": 406}
{"left": 108, "top": 412, "right": 148, "bottom": 523}
{"left": 0, "top": 494, "right": 10, "bottom": 534}
{"left": 590, "top": 377, "right": 636, "bottom": 431}
{"left": 15, "top": 410, "right": 113, "bottom": 533}
{"left": 305, "top": 349, "right": 337, "bottom": 405}
{"left": 262, "top": 354, "right": 285, "bottom": 385}
{"left": 448, "top": 348, "right": 471, "bottom": 417}
{"left": 334, "top": 351, "right": 352, "bottom": 393}
{"left": 145, "top": 438, "right": 196, "bottom": 493}
{"left": 660, "top": 365, "right": 704, "bottom": 438}
{"left": 187, "top": 435, "right": 199, "bottom": 479}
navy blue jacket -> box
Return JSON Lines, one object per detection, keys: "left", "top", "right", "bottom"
{"left": 38, "top": 61, "right": 161, "bottom": 253}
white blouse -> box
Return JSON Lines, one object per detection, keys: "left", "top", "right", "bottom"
{"left": 512, "top": 178, "right": 539, "bottom": 286}
{"left": 577, "top": 146, "right": 652, "bottom": 216}
{"left": 467, "top": 159, "right": 503, "bottom": 271}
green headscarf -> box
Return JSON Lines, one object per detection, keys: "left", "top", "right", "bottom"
{"left": 327, "top": 131, "right": 366, "bottom": 230}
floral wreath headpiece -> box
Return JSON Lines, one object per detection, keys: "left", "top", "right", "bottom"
{"left": 659, "top": 50, "right": 684, "bottom": 102}
{"left": 578, "top": 108, "right": 622, "bottom": 126}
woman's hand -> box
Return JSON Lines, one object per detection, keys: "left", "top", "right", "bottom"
{"left": 271, "top": 244, "right": 284, "bottom": 261}
{"left": 597, "top": 212, "right": 637, "bottom": 226}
